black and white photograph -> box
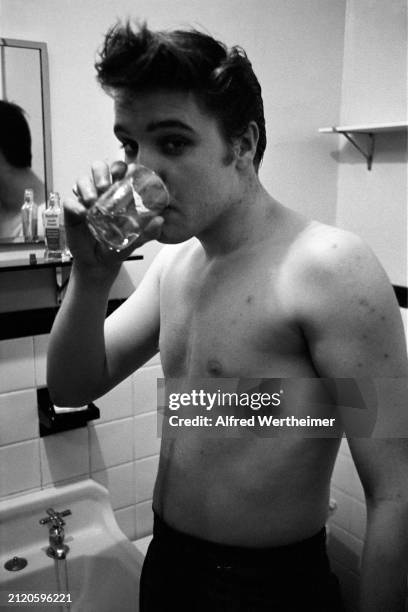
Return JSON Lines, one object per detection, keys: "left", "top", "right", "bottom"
{"left": 0, "top": 1, "right": 407, "bottom": 611}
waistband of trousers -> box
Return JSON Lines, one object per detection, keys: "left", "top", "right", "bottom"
{"left": 152, "top": 511, "right": 328, "bottom": 569}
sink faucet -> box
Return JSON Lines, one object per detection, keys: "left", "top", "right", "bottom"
{"left": 39, "top": 507, "right": 71, "bottom": 560}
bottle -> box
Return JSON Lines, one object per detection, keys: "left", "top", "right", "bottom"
{"left": 44, "top": 192, "right": 62, "bottom": 259}
{"left": 21, "top": 189, "right": 38, "bottom": 242}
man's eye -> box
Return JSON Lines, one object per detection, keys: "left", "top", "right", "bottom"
{"left": 160, "top": 137, "right": 189, "bottom": 156}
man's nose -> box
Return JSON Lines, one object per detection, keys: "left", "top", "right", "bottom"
{"left": 137, "top": 147, "right": 157, "bottom": 171}
{"left": 137, "top": 149, "right": 166, "bottom": 183}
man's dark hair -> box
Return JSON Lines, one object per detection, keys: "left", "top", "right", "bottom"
{"left": 95, "top": 22, "right": 266, "bottom": 170}
{"left": 0, "top": 100, "right": 32, "bottom": 168}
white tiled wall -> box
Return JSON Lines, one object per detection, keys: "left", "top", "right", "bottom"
{"left": 0, "top": 338, "right": 36, "bottom": 393}
{"left": 0, "top": 334, "right": 162, "bottom": 541}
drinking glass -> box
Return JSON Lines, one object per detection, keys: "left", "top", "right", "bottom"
{"left": 86, "top": 164, "right": 169, "bottom": 251}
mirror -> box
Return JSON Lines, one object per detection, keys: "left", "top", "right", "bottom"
{"left": 0, "top": 38, "right": 52, "bottom": 244}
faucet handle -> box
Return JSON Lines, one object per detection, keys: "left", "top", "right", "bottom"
{"left": 39, "top": 507, "right": 72, "bottom": 526}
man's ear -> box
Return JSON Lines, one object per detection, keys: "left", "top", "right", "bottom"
{"left": 233, "top": 121, "right": 259, "bottom": 169}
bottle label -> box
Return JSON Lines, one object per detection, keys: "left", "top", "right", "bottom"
{"left": 44, "top": 216, "right": 59, "bottom": 228}
{"left": 45, "top": 227, "right": 60, "bottom": 251}
{"left": 44, "top": 201, "right": 62, "bottom": 256}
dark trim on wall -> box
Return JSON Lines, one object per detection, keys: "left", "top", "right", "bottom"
{"left": 0, "top": 299, "right": 126, "bottom": 341}
{"left": 393, "top": 285, "right": 407, "bottom": 309}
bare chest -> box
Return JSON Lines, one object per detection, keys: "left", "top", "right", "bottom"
{"left": 159, "top": 253, "right": 309, "bottom": 378}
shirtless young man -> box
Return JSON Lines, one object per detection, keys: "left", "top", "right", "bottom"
{"left": 47, "top": 23, "right": 408, "bottom": 612}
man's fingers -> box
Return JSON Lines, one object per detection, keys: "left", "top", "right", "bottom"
{"left": 111, "top": 160, "right": 128, "bottom": 182}
{"left": 63, "top": 197, "right": 88, "bottom": 226}
{"left": 91, "top": 160, "right": 112, "bottom": 193}
{"left": 75, "top": 160, "right": 112, "bottom": 206}
{"left": 74, "top": 160, "right": 129, "bottom": 207}
{"left": 75, "top": 175, "right": 99, "bottom": 207}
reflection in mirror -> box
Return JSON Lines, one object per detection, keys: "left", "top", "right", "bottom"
{"left": 0, "top": 39, "right": 52, "bottom": 244}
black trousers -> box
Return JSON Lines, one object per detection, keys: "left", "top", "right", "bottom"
{"left": 140, "top": 513, "right": 344, "bottom": 612}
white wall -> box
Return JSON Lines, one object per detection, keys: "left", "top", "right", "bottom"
{"left": 336, "top": 0, "right": 407, "bottom": 286}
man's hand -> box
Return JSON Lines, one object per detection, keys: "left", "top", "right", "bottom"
{"left": 66, "top": 160, "right": 164, "bottom": 275}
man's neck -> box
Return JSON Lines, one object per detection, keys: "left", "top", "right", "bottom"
{"left": 197, "top": 177, "right": 281, "bottom": 259}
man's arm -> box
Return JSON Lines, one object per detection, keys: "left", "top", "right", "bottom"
{"left": 289, "top": 226, "right": 408, "bottom": 612}
{"left": 47, "top": 247, "right": 164, "bottom": 407}
{"left": 347, "top": 436, "right": 408, "bottom": 612}
{"left": 47, "top": 159, "right": 166, "bottom": 406}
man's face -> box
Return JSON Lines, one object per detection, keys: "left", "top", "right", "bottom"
{"left": 113, "top": 90, "right": 242, "bottom": 243}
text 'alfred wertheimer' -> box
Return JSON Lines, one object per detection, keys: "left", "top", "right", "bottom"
{"left": 168, "top": 415, "right": 337, "bottom": 427}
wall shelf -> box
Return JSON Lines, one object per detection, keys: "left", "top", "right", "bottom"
{"left": 319, "top": 122, "right": 408, "bottom": 170}
{"left": 0, "top": 253, "right": 144, "bottom": 305}
{"left": 0, "top": 253, "right": 143, "bottom": 272}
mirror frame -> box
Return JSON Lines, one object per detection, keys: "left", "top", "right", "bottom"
{"left": 0, "top": 37, "right": 53, "bottom": 207}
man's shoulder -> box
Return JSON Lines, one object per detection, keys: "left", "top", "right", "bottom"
{"left": 286, "top": 220, "right": 373, "bottom": 282}
{"left": 281, "top": 220, "right": 397, "bottom": 327}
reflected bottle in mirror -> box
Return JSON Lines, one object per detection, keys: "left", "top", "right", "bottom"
{"left": 21, "top": 189, "right": 38, "bottom": 242}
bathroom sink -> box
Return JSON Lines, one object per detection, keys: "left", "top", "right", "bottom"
{"left": 0, "top": 480, "right": 144, "bottom": 611}
{"left": 2, "top": 547, "right": 140, "bottom": 611}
